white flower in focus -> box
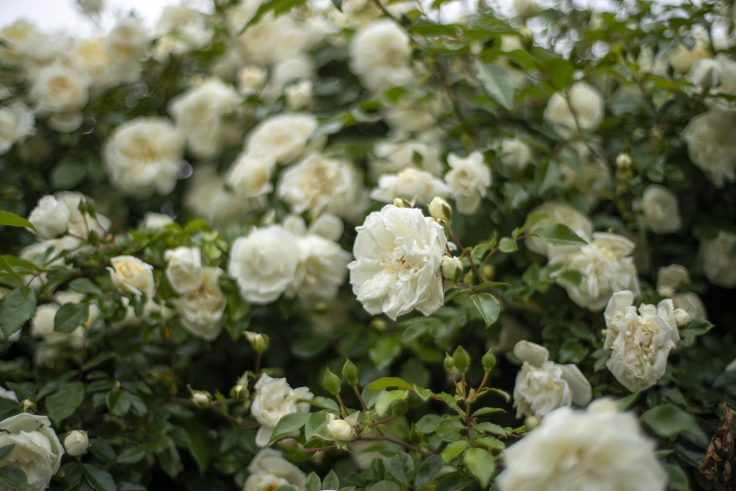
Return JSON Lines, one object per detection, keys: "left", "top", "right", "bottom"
{"left": 243, "top": 448, "right": 306, "bottom": 491}
{"left": 524, "top": 201, "right": 593, "bottom": 257}
{"left": 251, "top": 375, "right": 313, "bottom": 447}
{"left": 512, "top": 341, "right": 591, "bottom": 418}
{"left": 170, "top": 78, "right": 240, "bottom": 159}
{"left": 499, "top": 137, "right": 532, "bottom": 171}
{"left": 0, "top": 413, "right": 64, "bottom": 491}
{"left": 325, "top": 414, "right": 356, "bottom": 441}
{"left": 444, "top": 151, "right": 491, "bottom": 214}
{"left": 177, "top": 267, "right": 226, "bottom": 341}
{"left": 64, "top": 430, "right": 89, "bottom": 457}
{"left": 549, "top": 232, "right": 640, "bottom": 311}
{"left": 28, "top": 195, "right": 71, "bottom": 239}
{"left": 656, "top": 264, "right": 689, "bottom": 297}
{"left": 0, "top": 101, "right": 34, "bottom": 154}
{"left": 603, "top": 290, "right": 679, "bottom": 391}
{"left": 350, "top": 19, "right": 413, "bottom": 93}
{"left": 291, "top": 234, "right": 351, "bottom": 301}
{"left": 348, "top": 205, "right": 447, "bottom": 320}
{"left": 226, "top": 152, "right": 276, "bottom": 199}
{"left": 165, "top": 247, "right": 203, "bottom": 294}
{"left": 278, "top": 153, "right": 366, "bottom": 219}
{"left": 228, "top": 225, "right": 299, "bottom": 304}
{"left": 371, "top": 167, "right": 450, "bottom": 205}
{"left": 700, "top": 230, "right": 736, "bottom": 288}
{"left": 246, "top": 113, "right": 319, "bottom": 165}
{"left": 109, "top": 255, "right": 155, "bottom": 296}
{"left": 683, "top": 107, "right": 736, "bottom": 187}
{"left": 497, "top": 399, "right": 667, "bottom": 491}
{"left": 641, "top": 184, "right": 681, "bottom": 234}
{"left": 104, "top": 117, "right": 184, "bottom": 197}
{"left": 544, "top": 82, "right": 604, "bottom": 136}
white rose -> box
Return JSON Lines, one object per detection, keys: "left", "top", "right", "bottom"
{"left": 141, "top": 212, "right": 174, "bottom": 230}
{"left": 285, "top": 79, "right": 313, "bottom": 110}
{"left": 226, "top": 152, "right": 276, "bottom": 199}
{"left": 104, "top": 117, "right": 184, "bottom": 197}
{"left": 228, "top": 225, "right": 299, "bottom": 304}
{"left": 444, "top": 151, "right": 491, "bottom": 215}
{"left": 348, "top": 205, "right": 447, "bottom": 320}
{"left": 186, "top": 166, "right": 249, "bottom": 228}
{"left": 498, "top": 399, "right": 667, "bottom": 491}
{"left": 549, "top": 232, "right": 640, "bottom": 311}
{"left": 278, "top": 153, "right": 367, "bottom": 220}
{"left": 238, "top": 65, "right": 267, "bottom": 95}
{"left": 29, "top": 63, "right": 90, "bottom": 125}
{"left": 109, "top": 255, "right": 155, "bottom": 296}
{"left": 544, "top": 81, "right": 604, "bottom": 136}
{"left": 244, "top": 448, "right": 306, "bottom": 491}
{"left": 700, "top": 230, "right": 736, "bottom": 288}
{"left": 682, "top": 107, "right": 736, "bottom": 188}
{"left": 499, "top": 137, "right": 532, "bottom": 171}
{"left": 524, "top": 201, "right": 593, "bottom": 257}
{"left": 165, "top": 247, "right": 203, "bottom": 295}
{"left": 383, "top": 98, "right": 443, "bottom": 136}
{"left": 669, "top": 38, "right": 711, "bottom": 74}
{"left": 350, "top": 20, "right": 413, "bottom": 93}
{"left": 513, "top": 0, "right": 538, "bottom": 16}
{"left": 673, "top": 292, "right": 707, "bottom": 321}
{"left": 641, "top": 184, "right": 681, "bottom": 234}
{"left": 372, "top": 139, "right": 443, "bottom": 177}
{"left": 106, "top": 16, "right": 148, "bottom": 84}
{"left": 170, "top": 78, "right": 240, "bottom": 159}
{"left": 291, "top": 234, "right": 351, "bottom": 301}
{"left": 67, "top": 37, "right": 115, "bottom": 90}
{"left": 0, "top": 101, "right": 34, "bottom": 154}
{"left": 0, "top": 413, "right": 64, "bottom": 491}
{"left": 177, "top": 267, "right": 226, "bottom": 341}
{"left": 0, "top": 19, "right": 60, "bottom": 68}
{"left": 63, "top": 430, "right": 89, "bottom": 457}
{"left": 267, "top": 55, "right": 315, "bottom": 97}
{"left": 656, "top": 264, "right": 690, "bottom": 297}
{"left": 512, "top": 341, "right": 591, "bottom": 418}
{"left": 325, "top": 414, "right": 355, "bottom": 441}
{"left": 246, "top": 113, "right": 319, "bottom": 165}
{"left": 28, "top": 195, "right": 71, "bottom": 239}
{"left": 603, "top": 290, "right": 679, "bottom": 392}
{"left": 56, "top": 192, "right": 110, "bottom": 240}
{"left": 371, "top": 167, "right": 450, "bottom": 205}
{"left": 251, "top": 375, "right": 313, "bottom": 447}
{"left": 154, "top": 5, "right": 212, "bottom": 58}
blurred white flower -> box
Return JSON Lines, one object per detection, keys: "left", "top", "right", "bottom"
{"left": 549, "top": 232, "right": 640, "bottom": 311}
{"left": 656, "top": 264, "right": 690, "bottom": 297}
{"left": 251, "top": 375, "right": 313, "bottom": 447}
{"left": 700, "top": 230, "right": 736, "bottom": 288}
{"left": 0, "top": 101, "right": 34, "bottom": 154}
{"left": 349, "top": 205, "right": 446, "bottom": 320}
{"left": 683, "top": 107, "right": 736, "bottom": 187}
{"left": 512, "top": 341, "right": 591, "bottom": 418}
{"left": 285, "top": 79, "right": 313, "bottom": 110}
{"left": 291, "top": 234, "right": 351, "bottom": 301}
{"left": 372, "top": 138, "right": 443, "bottom": 177}
{"left": 603, "top": 290, "right": 679, "bottom": 391}
{"left": 524, "top": 201, "right": 593, "bottom": 257}
{"left": 243, "top": 448, "right": 306, "bottom": 491}
{"left": 29, "top": 63, "right": 89, "bottom": 131}
{"left": 246, "top": 113, "right": 319, "bottom": 164}
{"left": 444, "top": 151, "right": 491, "bottom": 215}
{"left": 669, "top": 37, "right": 711, "bottom": 74}
{"left": 498, "top": 399, "right": 667, "bottom": 491}
{"left": 371, "top": 167, "right": 450, "bottom": 205}
{"left": 177, "top": 267, "right": 226, "bottom": 341}
{"left": 141, "top": 212, "right": 174, "bottom": 230}
{"left": 226, "top": 152, "right": 276, "bottom": 199}
{"left": 154, "top": 5, "right": 212, "bottom": 58}
{"left": 170, "top": 78, "right": 240, "bottom": 159}
{"left": 104, "top": 117, "right": 184, "bottom": 197}
{"left": 165, "top": 247, "right": 203, "bottom": 295}
{"left": 350, "top": 19, "right": 413, "bottom": 93}
{"left": 673, "top": 292, "right": 707, "bottom": 321}
{"left": 29, "top": 195, "right": 71, "bottom": 239}
{"left": 641, "top": 184, "right": 681, "bottom": 234}
{"left": 0, "top": 413, "right": 64, "bottom": 491}
{"left": 228, "top": 225, "right": 299, "bottom": 304}
{"left": 238, "top": 65, "right": 267, "bottom": 95}
{"left": 499, "top": 137, "right": 533, "bottom": 171}
{"left": 544, "top": 82, "right": 604, "bottom": 136}
{"left": 186, "top": 166, "right": 249, "bottom": 227}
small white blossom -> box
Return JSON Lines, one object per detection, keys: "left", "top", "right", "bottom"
{"left": 544, "top": 82, "right": 604, "bottom": 136}
{"left": 64, "top": 430, "right": 89, "bottom": 457}
{"left": 246, "top": 113, "right": 319, "bottom": 165}
{"left": 165, "top": 247, "right": 203, "bottom": 295}
{"left": 0, "top": 101, "right": 34, "bottom": 154}
{"left": 350, "top": 20, "right": 413, "bottom": 93}
{"left": 251, "top": 375, "right": 313, "bottom": 447}
{"left": 371, "top": 167, "right": 450, "bottom": 205}
{"left": 0, "top": 413, "right": 64, "bottom": 491}
{"left": 641, "top": 184, "right": 682, "bottom": 234}
{"left": 444, "top": 151, "right": 491, "bottom": 215}
{"left": 109, "top": 255, "right": 155, "bottom": 297}
{"left": 700, "top": 230, "right": 736, "bottom": 288}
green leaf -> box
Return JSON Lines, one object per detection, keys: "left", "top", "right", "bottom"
{"left": 238, "top": 0, "right": 306, "bottom": 34}
{"left": 304, "top": 411, "right": 327, "bottom": 441}
{"left": 666, "top": 463, "right": 690, "bottom": 491}
{"left": 269, "top": 412, "right": 310, "bottom": 443}
{"left": 441, "top": 440, "right": 468, "bottom": 463}
{"left": 305, "top": 473, "right": 321, "bottom": 491}
{"left": 0, "top": 210, "right": 34, "bottom": 231}
{"left": 533, "top": 224, "right": 587, "bottom": 246}
{"left": 369, "top": 337, "right": 401, "bottom": 370}
{"left": 469, "top": 293, "right": 501, "bottom": 328}
{"left": 322, "top": 470, "right": 339, "bottom": 490}
{"left": 388, "top": 453, "right": 415, "bottom": 484}
{"left": 374, "top": 390, "right": 408, "bottom": 417}
{"left": 185, "top": 426, "right": 210, "bottom": 474}
{"left": 54, "top": 302, "right": 88, "bottom": 333}
{"left": 463, "top": 447, "right": 494, "bottom": 488}
{"left": 366, "top": 482, "right": 400, "bottom": 491}
{"left": 46, "top": 382, "right": 85, "bottom": 424}
{"left": 0, "top": 467, "right": 27, "bottom": 488}
{"left": 415, "top": 455, "right": 443, "bottom": 488}
{"left": 329, "top": 0, "right": 342, "bottom": 10}
{"left": 498, "top": 237, "right": 518, "bottom": 253}
{"left": 640, "top": 404, "right": 707, "bottom": 444}
{"left": 476, "top": 62, "right": 516, "bottom": 109}
{"left": 52, "top": 161, "right": 86, "bottom": 189}
{"left": 69, "top": 278, "right": 102, "bottom": 295}
{"left": 558, "top": 339, "right": 589, "bottom": 364}
{"left": 366, "top": 377, "right": 414, "bottom": 392}
{"left": 415, "top": 414, "right": 442, "bottom": 434}
{"left": 83, "top": 464, "right": 117, "bottom": 491}
{"left": 0, "top": 288, "right": 36, "bottom": 338}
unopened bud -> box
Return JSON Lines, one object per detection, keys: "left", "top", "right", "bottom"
{"left": 441, "top": 256, "right": 463, "bottom": 281}
{"left": 444, "top": 353, "right": 457, "bottom": 375}
{"left": 452, "top": 346, "right": 470, "bottom": 375}
{"left": 190, "top": 388, "right": 212, "bottom": 409}
{"left": 20, "top": 399, "right": 36, "bottom": 413}
{"left": 428, "top": 196, "right": 452, "bottom": 223}
{"left": 674, "top": 308, "right": 690, "bottom": 327}
{"left": 64, "top": 430, "right": 89, "bottom": 457}
{"left": 482, "top": 349, "right": 496, "bottom": 373}
{"left": 392, "top": 198, "right": 412, "bottom": 208}
{"left": 245, "top": 331, "right": 270, "bottom": 353}
{"left": 615, "top": 153, "right": 632, "bottom": 169}
{"left": 230, "top": 383, "right": 249, "bottom": 400}
{"left": 370, "top": 318, "right": 387, "bottom": 331}
{"left": 322, "top": 368, "right": 341, "bottom": 395}
{"left": 525, "top": 415, "right": 540, "bottom": 430}
{"left": 342, "top": 359, "right": 359, "bottom": 386}
{"left": 326, "top": 418, "right": 355, "bottom": 441}
{"left": 482, "top": 264, "right": 495, "bottom": 281}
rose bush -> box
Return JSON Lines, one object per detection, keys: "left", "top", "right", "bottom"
{"left": 0, "top": 0, "right": 735, "bottom": 490}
